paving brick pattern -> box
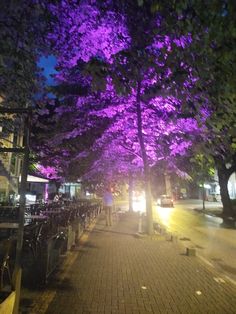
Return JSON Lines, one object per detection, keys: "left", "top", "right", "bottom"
{"left": 30, "top": 213, "right": 236, "bottom": 313}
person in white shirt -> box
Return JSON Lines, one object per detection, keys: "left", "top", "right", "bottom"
{"left": 103, "top": 187, "right": 113, "bottom": 226}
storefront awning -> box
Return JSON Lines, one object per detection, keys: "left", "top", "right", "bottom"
{"left": 19, "top": 175, "right": 49, "bottom": 183}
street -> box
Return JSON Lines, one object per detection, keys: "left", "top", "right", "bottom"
{"left": 153, "top": 199, "right": 236, "bottom": 284}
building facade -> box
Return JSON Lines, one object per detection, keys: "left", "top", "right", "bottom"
{"left": 0, "top": 103, "right": 24, "bottom": 202}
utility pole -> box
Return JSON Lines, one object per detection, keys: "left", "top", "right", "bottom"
{"left": 0, "top": 107, "right": 31, "bottom": 314}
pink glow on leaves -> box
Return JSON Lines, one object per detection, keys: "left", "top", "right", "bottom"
{"left": 38, "top": 2, "right": 208, "bottom": 184}
{"left": 48, "top": 1, "right": 130, "bottom": 69}
{"left": 37, "top": 165, "right": 61, "bottom": 180}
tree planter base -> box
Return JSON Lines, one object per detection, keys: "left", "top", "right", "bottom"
{"left": 0, "top": 291, "right": 16, "bottom": 314}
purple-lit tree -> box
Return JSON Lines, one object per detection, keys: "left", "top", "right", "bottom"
{"left": 5, "top": 0, "right": 236, "bottom": 224}
{"left": 37, "top": 0, "right": 207, "bottom": 234}
{"left": 159, "top": 0, "right": 236, "bottom": 220}
{"left": 83, "top": 96, "right": 200, "bottom": 210}
{"left": 39, "top": 78, "right": 201, "bottom": 233}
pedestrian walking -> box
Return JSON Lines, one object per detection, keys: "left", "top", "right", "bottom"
{"left": 103, "top": 187, "right": 113, "bottom": 226}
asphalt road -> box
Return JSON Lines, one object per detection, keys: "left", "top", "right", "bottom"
{"left": 153, "top": 199, "right": 236, "bottom": 284}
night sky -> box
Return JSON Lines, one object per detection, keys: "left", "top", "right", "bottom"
{"left": 38, "top": 55, "right": 57, "bottom": 86}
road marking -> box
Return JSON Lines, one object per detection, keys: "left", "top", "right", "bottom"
{"left": 213, "top": 277, "right": 226, "bottom": 283}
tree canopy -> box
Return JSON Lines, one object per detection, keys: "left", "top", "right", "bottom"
{"left": 3, "top": 0, "right": 236, "bottom": 224}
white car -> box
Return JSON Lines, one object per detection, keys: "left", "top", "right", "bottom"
{"left": 157, "top": 195, "right": 174, "bottom": 207}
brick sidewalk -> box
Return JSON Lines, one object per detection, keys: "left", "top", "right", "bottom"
{"left": 21, "top": 212, "right": 236, "bottom": 314}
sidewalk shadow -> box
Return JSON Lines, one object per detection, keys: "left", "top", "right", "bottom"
{"left": 51, "top": 277, "right": 74, "bottom": 291}
{"left": 92, "top": 228, "right": 138, "bottom": 237}
{"left": 219, "top": 218, "right": 236, "bottom": 229}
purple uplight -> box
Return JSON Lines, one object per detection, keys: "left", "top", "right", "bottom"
{"left": 38, "top": 165, "right": 61, "bottom": 180}
{"left": 38, "top": 1, "right": 209, "bottom": 185}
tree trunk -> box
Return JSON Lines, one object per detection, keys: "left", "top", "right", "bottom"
{"left": 164, "top": 173, "right": 172, "bottom": 196}
{"left": 55, "top": 181, "right": 61, "bottom": 193}
{"left": 136, "top": 81, "right": 153, "bottom": 234}
{"left": 128, "top": 173, "right": 133, "bottom": 212}
{"left": 144, "top": 169, "right": 153, "bottom": 234}
{"left": 217, "top": 165, "right": 234, "bottom": 218}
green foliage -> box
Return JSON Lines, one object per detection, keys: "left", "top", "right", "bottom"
{"left": 0, "top": 0, "right": 52, "bottom": 107}
{"left": 190, "top": 154, "right": 215, "bottom": 184}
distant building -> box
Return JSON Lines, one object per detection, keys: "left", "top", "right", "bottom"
{"left": 204, "top": 170, "right": 236, "bottom": 201}
{"left": 59, "top": 181, "right": 84, "bottom": 199}
{"left": 0, "top": 100, "right": 24, "bottom": 202}
{"left": 227, "top": 172, "right": 236, "bottom": 199}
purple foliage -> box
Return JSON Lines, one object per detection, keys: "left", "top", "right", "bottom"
{"left": 38, "top": 1, "right": 207, "bottom": 183}
{"left": 37, "top": 165, "right": 61, "bottom": 180}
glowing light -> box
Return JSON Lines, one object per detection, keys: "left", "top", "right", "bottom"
{"left": 155, "top": 205, "right": 174, "bottom": 226}
{"left": 25, "top": 194, "right": 37, "bottom": 204}
{"left": 45, "top": 183, "right": 49, "bottom": 201}
{"left": 133, "top": 192, "right": 146, "bottom": 213}
{"left": 37, "top": 165, "right": 61, "bottom": 180}
{"left": 19, "top": 175, "right": 49, "bottom": 183}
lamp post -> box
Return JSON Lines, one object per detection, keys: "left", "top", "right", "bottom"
{"left": 0, "top": 107, "right": 31, "bottom": 314}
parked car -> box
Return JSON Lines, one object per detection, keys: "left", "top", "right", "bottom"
{"left": 157, "top": 195, "right": 174, "bottom": 207}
